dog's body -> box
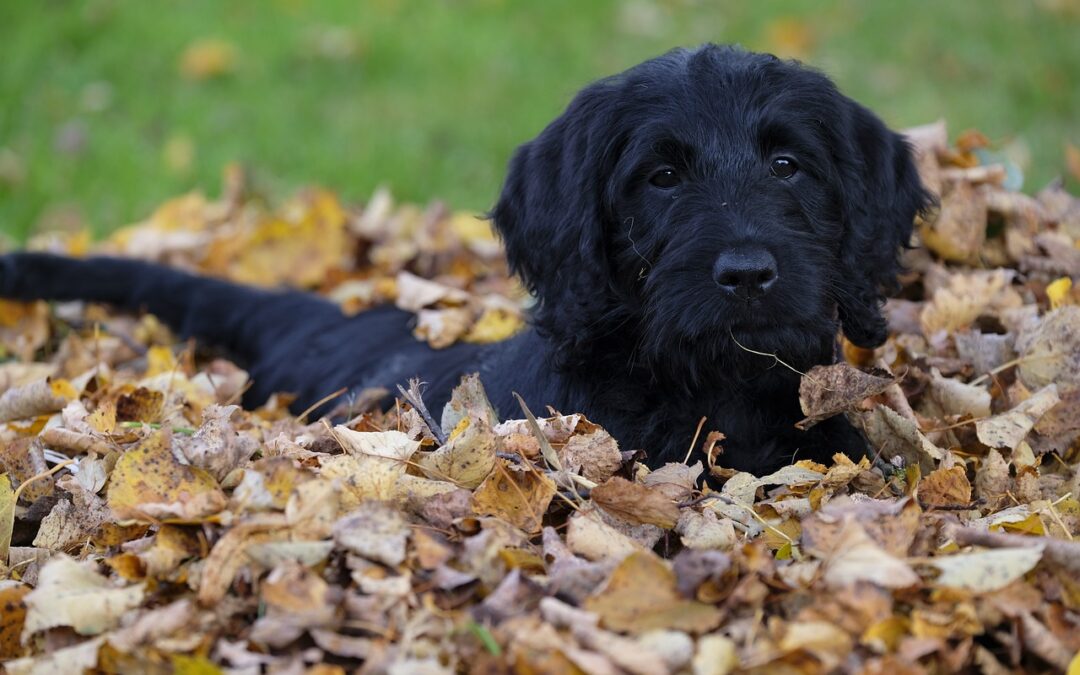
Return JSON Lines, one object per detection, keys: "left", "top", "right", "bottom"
{"left": 0, "top": 45, "right": 929, "bottom": 473}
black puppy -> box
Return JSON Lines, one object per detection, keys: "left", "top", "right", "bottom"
{"left": 0, "top": 45, "right": 929, "bottom": 474}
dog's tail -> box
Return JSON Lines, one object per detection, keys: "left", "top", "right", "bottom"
{"left": 0, "top": 252, "right": 338, "bottom": 367}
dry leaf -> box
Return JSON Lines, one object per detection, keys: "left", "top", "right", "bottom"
{"left": 0, "top": 377, "right": 76, "bottom": 423}
{"left": 107, "top": 430, "right": 227, "bottom": 522}
{"left": 798, "top": 364, "right": 898, "bottom": 429}
{"left": 22, "top": 555, "right": 145, "bottom": 638}
{"left": 333, "top": 501, "right": 409, "bottom": 567}
{"left": 584, "top": 551, "right": 722, "bottom": 634}
{"left": 472, "top": 459, "right": 557, "bottom": 533}
{"left": 919, "top": 465, "right": 972, "bottom": 507}
{"left": 976, "top": 384, "right": 1060, "bottom": 450}
{"left": 1017, "top": 306, "right": 1080, "bottom": 393}
{"left": 920, "top": 181, "right": 987, "bottom": 263}
{"left": 590, "top": 477, "right": 680, "bottom": 529}
{"left": 819, "top": 517, "right": 920, "bottom": 589}
{"left": 928, "top": 547, "right": 1044, "bottom": 592}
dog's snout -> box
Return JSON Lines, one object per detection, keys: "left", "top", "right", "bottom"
{"left": 713, "top": 248, "right": 778, "bottom": 300}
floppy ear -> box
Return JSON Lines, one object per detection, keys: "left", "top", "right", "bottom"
{"left": 835, "top": 103, "right": 933, "bottom": 348}
{"left": 491, "top": 82, "right": 623, "bottom": 361}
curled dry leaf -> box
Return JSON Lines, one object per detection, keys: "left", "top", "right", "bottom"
{"left": 797, "top": 364, "right": 898, "bottom": 430}
{"left": 178, "top": 404, "right": 258, "bottom": 481}
{"left": 642, "top": 462, "right": 703, "bottom": 503}
{"left": 590, "top": 476, "right": 680, "bottom": 529}
{"left": 0, "top": 377, "right": 77, "bottom": 423}
{"left": 922, "top": 369, "right": 992, "bottom": 419}
{"left": 975, "top": 384, "right": 1060, "bottom": 450}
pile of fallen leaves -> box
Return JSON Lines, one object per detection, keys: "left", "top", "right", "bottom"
{"left": 2, "top": 124, "right": 1080, "bottom": 674}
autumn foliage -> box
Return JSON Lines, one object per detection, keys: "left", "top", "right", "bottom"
{"left": 2, "top": 124, "right": 1080, "bottom": 673}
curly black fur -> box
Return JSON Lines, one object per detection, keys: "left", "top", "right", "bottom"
{"left": 0, "top": 45, "right": 930, "bottom": 474}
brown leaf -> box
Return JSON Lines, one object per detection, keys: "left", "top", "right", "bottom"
{"left": 974, "top": 449, "right": 1012, "bottom": 504}
{"left": 920, "top": 181, "right": 987, "bottom": 263}
{"left": 818, "top": 517, "right": 920, "bottom": 589}
{"left": 584, "top": 551, "right": 722, "bottom": 634}
{"left": 642, "top": 462, "right": 703, "bottom": 503}
{"left": 562, "top": 429, "right": 622, "bottom": 483}
{"left": 918, "top": 465, "right": 972, "bottom": 508}
{"left": 797, "top": 364, "right": 897, "bottom": 429}
{"left": 590, "top": 477, "right": 680, "bottom": 529}
{"left": 0, "top": 377, "right": 76, "bottom": 423}
{"left": 472, "top": 459, "right": 556, "bottom": 533}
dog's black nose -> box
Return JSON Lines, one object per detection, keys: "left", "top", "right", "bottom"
{"left": 713, "top": 248, "right": 778, "bottom": 300}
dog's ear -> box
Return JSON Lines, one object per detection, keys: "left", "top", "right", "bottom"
{"left": 835, "top": 103, "right": 933, "bottom": 348}
{"left": 491, "top": 82, "right": 623, "bottom": 342}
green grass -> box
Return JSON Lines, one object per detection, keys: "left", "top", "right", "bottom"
{"left": 1, "top": 0, "right": 1078, "bottom": 242}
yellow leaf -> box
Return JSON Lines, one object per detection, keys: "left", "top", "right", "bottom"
{"left": 0, "top": 474, "right": 14, "bottom": 563}
{"left": 1047, "top": 276, "right": 1073, "bottom": 309}
{"left": 172, "top": 654, "right": 225, "bottom": 675}
{"left": 145, "top": 345, "right": 178, "bottom": 377}
{"left": 107, "top": 430, "right": 227, "bottom": 522}
{"left": 179, "top": 38, "right": 238, "bottom": 81}
{"left": 861, "top": 615, "right": 910, "bottom": 653}
{"left": 995, "top": 512, "right": 1047, "bottom": 536}
{"left": 1068, "top": 649, "right": 1080, "bottom": 675}
{"left": 0, "top": 583, "right": 29, "bottom": 659}
{"left": 464, "top": 307, "right": 525, "bottom": 344}
{"left": 584, "top": 551, "right": 722, "bottom": 634}
{"left": 472, "top": 459, "right": 556, "bottom": 533}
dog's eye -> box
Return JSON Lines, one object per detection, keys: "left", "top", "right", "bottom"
{"left": 648, "top": 168, "right": 681, "bottom": 189}
{"left": 770, "top": 157, "right": 798, "bottom": 179}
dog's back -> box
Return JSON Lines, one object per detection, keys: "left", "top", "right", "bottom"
{"left": 0, "top": 252, "right": 490, "bottom": 415}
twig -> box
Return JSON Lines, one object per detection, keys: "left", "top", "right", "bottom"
{"left": 728, "top": 330, "right": 813, "bottom": 380}
{"left": 512, "top": 392, "right": 561, "bottom": 473}
{"left": 682, "top": 416, "right": 707, "bottom": 464}
{"left": 297, "top": 387, "right": 349, "bottom": 424}
{"left": 397, "top": 379, "right": 447, "bottom": 445}
{"left": 969, "top": 354, "right": 1055, "bottom": 387}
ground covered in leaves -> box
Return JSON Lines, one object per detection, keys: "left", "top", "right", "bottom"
{"left": 3, "top": 123, "right": 1080, "bottom": 674}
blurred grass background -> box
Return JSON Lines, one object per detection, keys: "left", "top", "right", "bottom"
{"left": 1, "top": 0, "right": 1078, "bottom": 242}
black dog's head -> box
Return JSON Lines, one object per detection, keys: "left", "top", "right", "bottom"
{"left": 493, "top": 45, "right": 931, "bottom": 385}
